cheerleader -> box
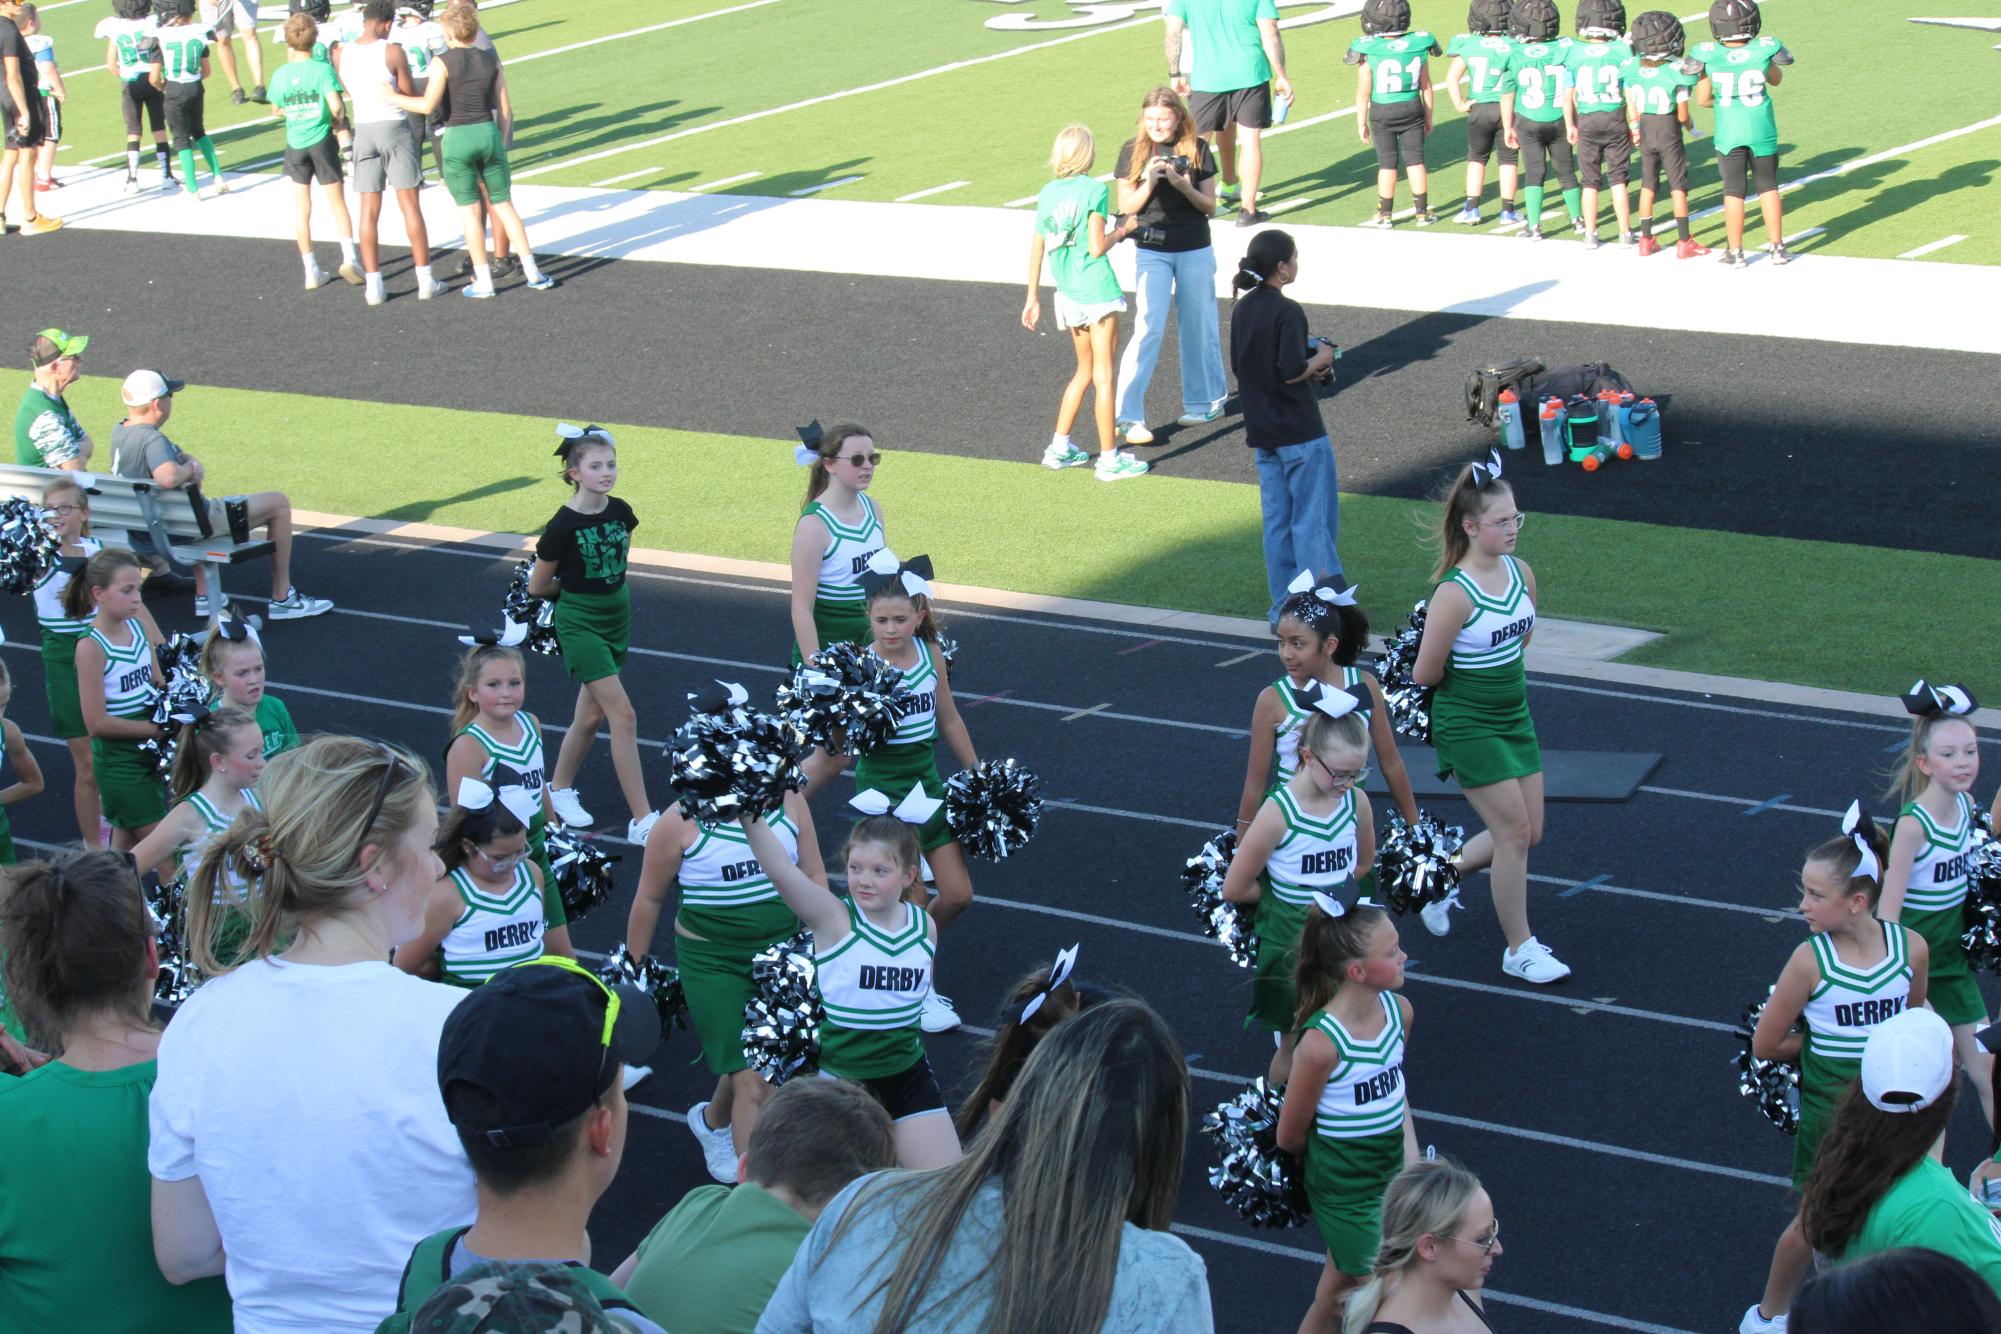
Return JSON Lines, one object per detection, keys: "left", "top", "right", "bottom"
{"left": 1226, "top": 702, "right": 1377, "bottom": 1086}
{"left": 741, "top": 796, "right": 963, "bottom": 1170}
{"left": 69, "top": 549, "right": 166, "bottom": 849}
{"left": 530, "top": 425, "right": 657, "bottom": 844}
{"left": 1879, "top": 681, "right": 1987, "bottom": 1123}
{"left": 1412, "top": 453, "right": 1567, "bottom": 982}
{"left": 129, "top": 706, "right": 264, "bottom": 967}
{"left": 952, "top": 944, "right": 1096, "bottom": 1142}
{"left": 397, "top": 778, "right": 574, "bottom": 985}
{"left": 1276, "top": 898, "right": 1420, "bottom": 1330}
{"left": 444, "top": 643, "right": 567, "bottom": 943}
{"left": 1741, "top": 805, "right": 1923, "bottom": 1333}
{"left": 202, "top": 619, "right": 298, "bottom": 758}
{"left": 628, "top": 684, "right": 821, "bottom": 1180}
{"left": 789, "top": 421, "right": 887, "bottom": 662}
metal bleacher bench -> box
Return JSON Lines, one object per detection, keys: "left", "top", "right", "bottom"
{"left": 0, "top": 462, "right": 273, "bottom": 609}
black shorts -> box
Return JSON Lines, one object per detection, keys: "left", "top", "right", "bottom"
{"left": 283, "top": 134, "right": 343, "bottom": 185}
{"left": 1367, "top": 98, "right": 1426, "bottom": 170}
{"left": 830, "top": 1057, "right": 947, "bottom": 1123}
{"left": 1190, "top": 83, "right": 1272, "bottom": 133}
{"left": 1465, "top": 100, "right": 1517, "bottom": 166}
{"left": 1637, "top": 115, "right": 1689, "bottom": 194}
{"left": 1716, "top": 145, "right": 1778, "bottom": 198}
{"left": 40, "top": 96, "right": 59, "bottom": 144}
{"left": 1515, "top": 117, "right": 1577, "bottom": 188}
{"left": 1574, "top": 111, "right": 1630, "bottom": 188}
{"left": 162, "top": 81, "right": 205, "bottom": 151}
{"left": 121, "top": 79, "right": 167, "bottom": 136}
{"left": 1, "top": 94, "right": 46, "bottom": 150}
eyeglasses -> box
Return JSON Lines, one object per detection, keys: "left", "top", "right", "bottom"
{"left": 839, "top": 452, "right": 882, "bottom": 467}
{"left": 477, "top": 845, "right": 529, "bottom": 872}
{"left": 353, "top": 744, "right": 411, "bottom": 866}
{"left": 1310, "top": 751, "right": 1369, "bottom": 789}
{"left": 45, "top": 504, "right": 82, "bottom": 517}
{"left": 516, "top": 954, "right": 620, "bottom": 1108}
{"left": 1480, "top": 513, "right": 1528, "bottom": 532}
{"left": 1440, "top": 1220, "right": 1502, "bottom": 1255}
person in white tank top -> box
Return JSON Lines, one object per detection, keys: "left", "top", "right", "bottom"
{"left": 338, "top": 2, "right": 437, "bottom": 303}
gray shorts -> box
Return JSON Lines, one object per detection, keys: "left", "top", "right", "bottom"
{"left": 353, "top": 118, "right": 421, "bottom": 193}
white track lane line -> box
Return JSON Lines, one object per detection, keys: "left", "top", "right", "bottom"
{"left": 1900, "top": 233, "right": 1968, "bottom": 259}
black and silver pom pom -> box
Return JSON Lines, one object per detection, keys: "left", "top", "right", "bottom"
{"left": 0, "top": 497, "right": 61, "bottom": 597}
{"left": 935, "top": 635, "right": 960, "bottom": 674}
{"left": 1373, "top": 812, "right": 1466, "bottom": 916}
{"left": 545, "top": 824, "right": 619, "bottom": 924}
{"left": 1182, "top": 826, "right": 1258, "bottom": 968}
{"left": 1202, "top": 1079, "right": 1311, "bottom": 1229}
{"left": 597, "top": 944, "right": 689, "bottom": 1033}
{"left": 943, "top": 759, "right": 1043, "bottom": 862}
{"left": 667, "top": 700, "right": 811, "bottom": 825}
{"left": 776, "top": 642, "right": 907, "bottom": 756}
{"left": 1734, "top": 989, "right": 1801, "bottom": 1136}
{"left": 501, "top": 561, "right": 561, "bottom": 656}
{"left": 1959, "top": 822, "right": 2001, "bottom": 974}
{"left": 145, "top": 876, "right": 200, "bottom": 1008}
{"left": 1374, "top": 603, "right": 1434, "bottom": 744}
{"left": 137, "top": 633, "right": 217, "bottom": 779}
{"left": 742, "top": 930, "right": 822, "bottom": 1085}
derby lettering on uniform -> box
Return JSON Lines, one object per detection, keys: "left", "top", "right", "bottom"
{"left": 1354, "top": 1061, "right": 1405, "bottom": 1107}
{"left": 1833, "top": 997, "right": 1905, "bottom": 1028}
{"left": 719, "top": 857, "right": 762, "bottom": 883}
{"left": 849, "top": 546, "right": 886, "bottom": 577}
{"left": 1487, "top": 616, "right": 1533, "bottom": 649}
{"left": 483, "top": 920, "right": 541, "bottom": 952}
{"left": 858, "top": 964, "right": 926, "bottom": 991}
{"left": 1300, "top": 848, "right": 1354, "bottom": 877}
{"left": 890, "top": 692, "right": 936, "bottom": 722}
{"left": 118, "top": 666, "right": 152, "bottom": 694}
{"left": 1936, "top": 852, "right": 1975, "bottom": 884}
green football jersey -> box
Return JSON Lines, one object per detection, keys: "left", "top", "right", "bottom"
{"left": 1345, "top": 31, "right": 1443, "bottom": 105}
{"left": 1564, "top": 38, "right": 1633, "bottom": 114}
{"left": 1687, "top": 36, "right": 1792, "bottom": 155}
{"left": 154, "top": 25, "right": 209, "bottom": 84}
{"left": 1505, "top": 37, "right": 1573, "bottom": 123}
{"left": 1622, "top": 56, "right": 1697, "bottom": 117}
{"left": 1445, "top": 32, "right": 1517, "bottom": 103}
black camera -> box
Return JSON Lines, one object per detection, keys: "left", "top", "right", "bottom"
{"left": 1308, "top": 336, "right": 1340, "bottom": 387}
{"left": 1134, "top": 224, "right": 1168, "bottom": 245}
{"left": 1164, "top": 153, "right": 1193, "bottom": 175}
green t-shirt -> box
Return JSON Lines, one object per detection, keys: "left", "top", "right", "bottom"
{"left": 1345, "top": 31, "right": 1442, "bottom": 105}
{"left": 0, "top": 1060, "right": 235, "bottom": 1332}
{"left": 256, "top": 693, "right": 299, "bottom": 758}
{"left": 1623, "top": 56, "right": 1698, "bottom": 118}
{"left": 14, "top": 385, "right": 88, "bottom": 468}
{"left": 624, "top": 1182, "right": 810, "bottom": 1334}
{"left": 1505, "top": 37, "right": 1574, "bottom": 122}
{"left": 1842, "top": 1158, "right": 2001, "bottom": 1295}
{"left": 269, "top": 57, "right": 341, "bottom": 150}
{"left": 1445, "top": 32, "right": 1516, "bottom": 103}
{"left": 1687, "top": 36, "right": 1792, "bottom": 155}
{"left": 1564, "top": 38, "right": 1633, "bottom": 114}
{"left": 1034, "top": 176, "right": 1124, "bottom": 306}
{"left": 1164, "top": 0, "right": 1277, "bottom": 93}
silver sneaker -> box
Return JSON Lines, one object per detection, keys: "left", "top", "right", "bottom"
{"left": 268, "top": 588, "right": 334, "bottom": 620}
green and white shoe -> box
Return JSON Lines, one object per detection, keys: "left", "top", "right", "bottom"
{"left": 1042, "top": 441, "right": 1092, "bottom": 470}
{"left": 1217, "top": 184, "right": 1242, "bottom": 208}
{"left": 1095, "top": 449, "right": 1150, "bottom": 482}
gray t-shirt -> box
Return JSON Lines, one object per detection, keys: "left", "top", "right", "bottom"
{"left": 756, "top": 1174, "right": 1214, "bottom": 1333}
{"left": 110, "top": 420, "right": 187, "bottom": 486}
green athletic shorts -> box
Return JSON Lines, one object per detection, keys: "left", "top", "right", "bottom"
{"left": 440, "top": 119, "right": 511, "bottom": 206}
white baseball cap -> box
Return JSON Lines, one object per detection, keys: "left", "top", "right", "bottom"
{"left": 120, "top": 369, "right": 186, "bottom": 407}
{"left": 1861, "top": 1007, "right": 1955, "bottom": 1113}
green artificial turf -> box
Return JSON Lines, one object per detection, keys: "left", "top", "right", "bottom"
{"left": 11, "top": 371, "right": 1996, "bottom": 698}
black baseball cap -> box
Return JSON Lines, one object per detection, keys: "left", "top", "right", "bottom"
{"left": 437, "top": 960, "right": 659, "bottom": 1148}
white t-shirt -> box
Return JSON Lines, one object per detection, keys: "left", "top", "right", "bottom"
{"left": 149, "top": 958, "right": 476, "bottom": 1334}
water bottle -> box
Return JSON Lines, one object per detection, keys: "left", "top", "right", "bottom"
{"left": 1538, "top": 398, "right": 1566, "bottom": 466}
{"left": 1597, "top": 391, "right": 1630, "bottom": 450}
{"left": 1563, "top": 394, "right": 1600, "bottom": 463}
{"left": 1624, "top": 397, "right": 1662, "bottom": 460}
{"left": 1497, "top": 389, "right": 1526, "bottom": 452}
{"left": 1272, "top": 92, "right": 1292, "bottom": 125}
{"left": 1580, "top": 440, "right": 1618, "bottom": 471}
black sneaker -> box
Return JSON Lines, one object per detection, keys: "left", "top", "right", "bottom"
{"left": 492, "top": 256, "right": 520, "bottom": 277}
{"left": 1765, "top": 243, "right": 1794, "bottom": 266}
{"left": 249, "top": 85, "right": 267, "bottom": 104}
{"left": 1235, "top": 208, "right": 1271, "bottom": 228}
{"left": 230, "top": 87, "right": 246, "bottom": 105}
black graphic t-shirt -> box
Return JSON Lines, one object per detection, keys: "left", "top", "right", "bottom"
{"left": 535, "top": 497, "right": 638, "bottom": 595}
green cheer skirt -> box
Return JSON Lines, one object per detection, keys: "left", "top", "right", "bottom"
{"left": 1432, "top": 659, "right": 1541, "bottom": 788}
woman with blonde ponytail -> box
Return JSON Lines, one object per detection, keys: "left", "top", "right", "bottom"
{"left": 149, "top": 737, "right": 475, "bottom": 1334}
{"left": 1344, "top": 1158, "right": 1500, "bottom": 1333}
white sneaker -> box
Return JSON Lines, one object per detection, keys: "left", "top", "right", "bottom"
{"left": 364, "top": 285, "right": 386, "bottom": 308}
{"left": 1501, "top": 936, "right": 1572, "bottom": 985}
{"left": 1419, "top": 889, "right": 1464, "bottom": 938}
{"left": 1176, "top": 405, "right": 1222, "bottom": 426}
{"left": 303, "top": 264, "right": 326, "bottom": 291}
{"left": 548, "top": 788, "right": 592, "bottom": 826}
{"left": 621, "top": 1064, "right": 652, "bottom": 1091}
{"left": 418, "top": 277, "right": 445, "bottom": 300}
{"left": 686, "top": 1101, "right": 740, "bottom": 1183}
{"left": 920, "top": 991, "right": 962, "bottom": 1033}
{"left": 627, "top": 811, "right": 661, "bottom": 844}
{"left": 1739, "top": 1304, "right": 1787, "bottom": 1334}
{"left": 268, "top": 587, "right": 334, "bottom": 620}
{"left": 196, "top": 592, "right": 231, "bottom": 620}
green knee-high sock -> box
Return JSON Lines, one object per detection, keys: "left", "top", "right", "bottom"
{"left": 196, "top": 136, "right": 220, "bottom": 177}
{"left": 177, "top": 148, "right": 198, "bottom": 194}
{"left": 1561, "top": 186, "right": 1582, "bottom": 220}
{"left": 1524, "top": 184, "right": 1545, "bottom": 225}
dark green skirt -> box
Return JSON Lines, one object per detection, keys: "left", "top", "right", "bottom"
{"left": 1249, "top": 885, "right": 1308, "bottom": 1034}
{"left": 1904, "top": 904, "right": 1984, "bottom": 1026}
{"left": 92, "top": 736, "right": 167, "bottom": 830}
{"left": 1432, "top": 660, "right": 1541, "bottom": 788}
{"left": 790, "top": 597, "right": 872, "bottom": 666}
{"left": 677, "top": 899, "right": 802, "bottom": 1075}
{"left": 41, "top": 631, "right": 86, "bottom": 739}
{"left": 1793, "top": 1049, "right": 1858, "bottom": 1188}
{"left": 554, "top": 587, "right": 631, "bottom": 684}
{"left": 1306, "top": 1128, "right": 1406, "bottom": 1275}
{"left": 854, "top": 740, "right": 953, "bottom": 852}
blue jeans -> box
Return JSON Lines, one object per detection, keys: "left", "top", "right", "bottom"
{"left": 1115, "top": 245, "right": 1228, "bottom": 425}
{"left": 1255, "top": 436, "right": 1342, "bottom": 622}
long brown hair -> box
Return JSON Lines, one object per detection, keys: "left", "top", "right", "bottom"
{"left": 448, "top": 643, "right": 525, "bottom": 735}
{"left": 168, "top": 705, "right": 259, "bottom": 803}
{"left": 802, "top": 422, "right": 874, "bottom": 509}
{"left": 1806, "top": 813, "right": 1892, "bottom": 909}
{"left": 1430, "top": 467, "right": 1513, "bottom": 582}
{"left": 0, "top": 850, "right": 155, "bottom": 1051}
{"left": 826, "top": 999, "right": 1187, "bottom": 1334}
{"left": 1294, "top": 901, "right": 1391, "bottom": 1033}
{"left": 1125, "top": 86, "right": 1201, "bottom": 184}
{"left": 953, "top": 964, "right": 1091, "bottom": 1142}
{"left": 1800, "top": 1079, "right": 1958, "bottom": 1256}
{"left": 61, "top": 547, "right": 141, "bottom": 621}
{"left": 1887, "top": 714, "right": 1977, "bottom": 807}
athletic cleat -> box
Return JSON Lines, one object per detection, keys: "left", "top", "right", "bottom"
{"left": 230, "top": 87, "right": 247, "bottom": 105}
{"left": 1217, "top": 184, "right": 1241, "bottom": 208}
{"left": 1523, "top": 226, "right": 1545, "bottom": 241}
{"left": 462, "top": 283, "right": 497, "bottom": 300}
{"left": 1235, "top": 208, "right": 1271, "bottom": 228}
{"left": 1582, "top": 230, "right": 1601, "bottom": 250}
{"left": 338, "top": 261, "right": 364, "bottom": 286}
{"left": 1719, "top": 248, "right": 1746, "bottom": 268}
{"left": 686, "top": 1101, "right": 740, "bottom": 1183}
{"left": 269, "top": 587, "right": 334, "bottom": 620}
{"left": 213, "top": 178, "right": 230, "bottom": 195}
{"left": 1095, "top": 449, "right": 1150, "bottom": 482}
{"left": 1498, "top": 205, "right": 1523, "bottom": 224}
{"left": 1412, "top": 210, "right": 1438, "bottom": 226}
{"left": 1738, "top": 1304, "right": 1787, "bottom": 1334}
{"left": 548, "top": 788, "right": 593, "bottom": 826}
{"left": 1041, "top": 442, "right": 1092, "bottom": 470}
{"left": 1420, "top": 889, "right": 1464, "bottom": 937}
{"left": 1676, "top": 237, "right": 1711, "bottom": 259}
{"left": 920, "top": 991, "right": 963, "bottom": 1033}
{"left": 628, "top": 811, "right": 662, "bottom": 844}
{"left": 249, "top": 84, "right": 267, "bottom": 104}
{"left": 1364, "top": 213, "right": 1394, "bottom": 229}
{"left": 1453, "top": 205, "right": 1481, "bottom": 225}
{"left": 491, "top": 256, "right": 521, "bottom": 277}
{"left": 1570, "top": 216, "right": 1588, "bottom": 234}
{"left": 1119, "top": 421, "right": 1154, "bottom": 446}
{"left": 1502, "top": 937, "right": 1572, "bottom": 984}
{"left": 1176, "top": 405, "right": 1222, "bottom": 426}
{"left": 158, "top": 174, "right": 177, "bottom": 192}
{"left": 122, "top": 174, "right": 139, "bottom": 194}
{"left": 1765, "top": 243, "right": 1794, "bottom": 266}
{"left": 1635, "top": 234, "right": 1661, "bottom": 256}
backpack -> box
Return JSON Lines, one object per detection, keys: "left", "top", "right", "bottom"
{"left": 375, "top": 1227, "right": 647, "bottom": 1334}
{"left": 1527, "top": 361, "right": 1633, "bottom": 404}
{"left": 1464, "top": 358, "right": 1543, "bottom": 428}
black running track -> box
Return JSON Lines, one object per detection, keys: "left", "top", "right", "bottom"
{"left": 9, "top": 227, "right": 2001, "bottom": 557}
{"left": 5, "top": 534, "right": 1996, "bottom": 1333}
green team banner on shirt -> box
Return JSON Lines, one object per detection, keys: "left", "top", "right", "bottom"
{"left": 1565, "top": 39, "right": 1632, "bottom": 113}
{"left": 1506, "top": 38, "right": 1573, "bottom": 122}
{"left": 1446, "top": 33, "right": 1516, "bottom": 102}
{"left": 269, "top": 59, "right": 340, "bottom": 148}
{"left": 1686, "top": 36, "right": 1792, "bottom": 154}
{"left": 1346, "top": 31, "right": 1442, "bottom": 105}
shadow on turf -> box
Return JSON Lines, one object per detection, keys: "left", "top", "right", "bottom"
{"left": 377, "top": 475, "right": 544, "bottom": 524}
{"left": 514, "top": 100, "right": 721, "bottom": 171}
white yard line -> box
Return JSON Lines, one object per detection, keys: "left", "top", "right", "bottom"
{"left": 688, "top": 170, "right": 760, "bottom": 191}
{"left": 895, "top": 180, "right": 969, "bottom": 202}
{"left": 1782, "top": 225, "right": 1824, "bottom": 244}
{"left": 1900, "top": 233, "right": 1969, "bottom": 259}
{"left": 788, "top": 174, "right": 862, "bottom": 197}
{"left": 503, "top": 0, "right": 783, "bottom": 68}
{"left": 591, "top": 166, "right": 665, "bottom": 187}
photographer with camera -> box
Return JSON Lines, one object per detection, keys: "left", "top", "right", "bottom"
{"left": 1111, "top": 87, "right": 1229, "bottom": 448}
{"left": 1228, "top": 229, "right": 1342, "bottom": 623}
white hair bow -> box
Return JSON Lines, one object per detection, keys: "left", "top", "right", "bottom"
{"left": 850, "top": 783, "right": 943, "bottom": 826}
{"left": 1901, "top": 679, "right": 1979, "bottom": 718}
{"left": 1310, "top": 683, "right": 1373, "bottom": 720}
{"left": 1841, "top": 800, "right": 1882, "bottom": 883}
{"left": 688, "top": 680, "right": 751, "bottom": 713}
{"left": 1287, "top": 568, "right": 1360, "bottom": 606}
{"left": 1016, "top": 944, "right": 1081, "bottom": 1023}
{"left": 456, "top": 776, "right": 540, "bottom": 827}
{"left": 1470, "top": 448, "right": 1504, "bottom": 488}
{"left": 1311, "top": 891, "right": 1348, "bottom": 919}
{"left": 554, "top": 421, "right": 615, "bottom": 452}
{"left": 864, "top": 548, "right": 932, "bottom": 599}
